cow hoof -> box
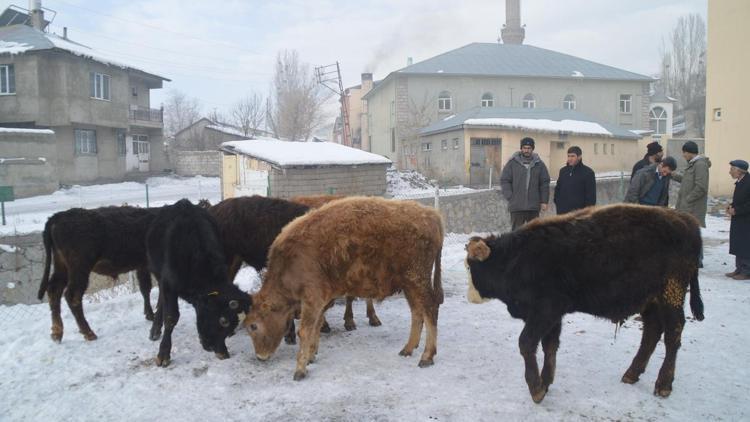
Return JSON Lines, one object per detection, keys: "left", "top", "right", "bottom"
{"left": 83, "top": 332, "right": 98, "bottom": 341}
{"left": 621, "top": 373, "right": 640, "bottom": 384}
{"left": 320, "top": 322, "right": 331, "bottom": 333}
{"left": 155, "top": 356, "right": 171, "bottom": 367}
{"left": 531, "top": 388, "right": 547, "bottom": 404}
{"left": 293, "top": 370, "right": 307, "bottom": 381}
{"left": 654, "top": 386, "right": 672, "bottom": 398}
{"left": 144, "top": 312, "right": 154, "bottom": 322}
{"left": 215, "top": 352, "right": 229, "bottom": 360}
{"left": 344, "top": 321, "right": 357, "bottom": 331}
{"left": 418, "top": 359, "right": 434, "bottom": 368}
{"left": 368, "top": 317, "right": 382, "bottom": 327}
{"left": 398, "top": 349, "right": 413, "bottom": 357}
{"left": 149, "top": 331, "right": 162, "bottom": 342}
{"left": 284, "top": 336, "right": 296, "bottom": 345}
{"left": 50, "top": 332, "right": 63, "bottom": 343}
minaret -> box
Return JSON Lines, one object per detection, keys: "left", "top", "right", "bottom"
{"left": 500, "top": 0, "right": 525, "bottom": 45}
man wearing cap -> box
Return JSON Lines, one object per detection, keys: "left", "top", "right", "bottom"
{"left": 671, "top": 141, "right": 711, "bottom": 267}
{"left": 631, "top": 141, "right": 664, "bottom": 180}
{"left": 553, "top": 146, "right": 596, "bottom": 214}
{"left": 500, "top": 137, "right": 551, "bottom": 230}
{"left": 727, "top": 159, "right": 750, "bottom": 280}
{"left": 624, "top": 156, "right": 678, "bottom": 206}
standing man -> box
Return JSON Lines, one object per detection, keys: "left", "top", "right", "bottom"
{"left": 672, "top": 141, "right": 711, "bottom": 267}
{"left": 631, "top": 141, "right": 664, "bottom": 179}
{"left": 554, "top": 146, "right": 596, "bottom": 214}
{"left": 500, "top": 137, "right": 551, "bottom": 230}
{"left": 727, "top": 160, "right": 750, "bottom": 280}
{"left": 624, "top": 157, "right": 678, "bottom": 206}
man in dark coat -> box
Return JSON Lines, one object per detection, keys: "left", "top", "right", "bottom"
{"left": 500, "top": 137, "right": 551, "bottom": 230}
{"left": 624, "top": 157, "right": 677, "bottom": 206}
{"left": 631, "top": 141, "right": 664, "bottom": 180}
{"left": 727, "top": 159, "right": 750, "bottom": 280}
{"left": 554, "top": 146, "right": 596, "bottom": 214}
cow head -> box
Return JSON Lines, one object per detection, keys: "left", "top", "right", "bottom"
{"left": 194, "top": 284, "right": 252, "bottom": 359}
{"left": 465, "top": 236, "right": 499, "bottom": 304}
{"left": 244, "top": 292, "right": 296, "bottom": 361}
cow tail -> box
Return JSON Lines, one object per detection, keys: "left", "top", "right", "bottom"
{"left": 689, "top": 269, "right": 704, "bottom": 321}
{"left": 37, "top": 219, "right": 54, "bottom": 301}
{"left": 433, "top": 245, "right": 443, "bottom": 305}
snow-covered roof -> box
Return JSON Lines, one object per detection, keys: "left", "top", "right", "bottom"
{"left": 221, "top": 139, "right": 392, "bottom": 168}
{"left": 420, "top": 107, "right": 640, "bottom": 140}
{"left": 0, "top": 127, "right": 54, "bottom": 134}
{"left": 206, "top": 124, "right": 246, "bottom": 137}
{"left": 0, "top": 24, "right": 169, "bottom": 81}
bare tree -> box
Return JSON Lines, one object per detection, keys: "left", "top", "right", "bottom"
{"left": 402, "top": 91, "right": 437, "bottom": 141}
{"left": 657, "top": 14, "right": 706, "bottom": 136}
{"left": 207, "top": 108, "right": 228, "bottom": 126}
{"left": 268, "top": 50, "right": 330, "bottom": 141}
{"left": 163, "top": 89, "right": 202, "bottom": 137}
{"left": 231, "top": 93, "right": 266, "bottom": 136}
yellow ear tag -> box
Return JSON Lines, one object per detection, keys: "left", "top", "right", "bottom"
{"left": 207, "top": 291, "right": 219, "bottom": 296}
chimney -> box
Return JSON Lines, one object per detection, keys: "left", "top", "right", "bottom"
{"left": 407, "top": 57, "right": 413, "bottom": 66}
{"left": 63, "top": 27, "right": 68, "bottom": 39}
{"left": 361, "top": 73, "right": 373, "bottom": 93}
{"left": 29, "top": 0, "right": 45, "bottom": 31}
{"left": 500, "top": 0, "right": 525, "bottom": 45}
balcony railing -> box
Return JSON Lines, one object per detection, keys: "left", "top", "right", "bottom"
{"left": 129, "top": 106, "right": 163, "bottom": 123}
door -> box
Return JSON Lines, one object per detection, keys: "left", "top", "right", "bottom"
{"left": 549, "top": 141, "right": 567, "bottom": 178}
{"left": 131, "top": 135, "right": 150, "bottom": 172}
{"left": 469, "top": 138, "right": 502, "bottom": 187}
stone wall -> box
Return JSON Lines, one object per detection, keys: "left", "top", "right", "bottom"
{"left": 270, "top": 164, "right": 389, "bottom": 199}
{"left": 175, "top": 150, "right": 221, "bottom": 176}
{"left": 0, "top": 130, "right": 59, "bottom": 198}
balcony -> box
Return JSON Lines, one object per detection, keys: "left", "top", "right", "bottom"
{"left": 128, "top": 105, "right": 163, "bottom": 128}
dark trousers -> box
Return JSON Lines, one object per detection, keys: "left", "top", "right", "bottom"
{"left": 737, "top": 256, "right": 750, "bottom": 275}
{"left": 511, "top": 210, "right": 540, "bottom": 231}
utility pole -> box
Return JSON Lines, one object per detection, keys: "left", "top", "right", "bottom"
{"left": 315, "top": 62, "right": 351, "bottom": 146}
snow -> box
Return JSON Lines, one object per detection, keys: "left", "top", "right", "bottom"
{"left": 0, "top": 127, "right": 55, "bottom": 134}
{"left": 630, "top": 129, "right": 653, "bottom": 136}
{"left": 222, "top": 139, "right": 392, "bottom": 167}
{"left": 0, "top": 244, "right": 17, "bottom": 253}
{"left": 571, "top": 70, "right": 584, "bottom": 77}
{"left": 0, "top": 40, "right": 32, "bottom": 55}
{"left": 0, "top": 216, "right": 747, "bottom": 421}
{"left": 0, "top": 157, "right": 24, "bottom": 164}
{"left": 386, "top": 167, "right": 479, "bottom": 198}
{"left": 463, "top": 118, "right": 613, "bottom": 137}
{"left": 206, "top": 124, "right": 248, "bottom": 138}
{"left": 0, "top": 176, "right": 220, "bottom": 236}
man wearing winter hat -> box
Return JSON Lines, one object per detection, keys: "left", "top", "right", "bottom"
{"left": 631, "top": 141, "right": 664, "bottom": 179}
{"left": 672, "top": 141, "right": 711, "bottom": 267}
{"left": 500, "top": 137, "right": 551, "bottom": 230}
{"left": 726, "top": 159, "right": 750, "bottom": 280}
{"left": 625, "top": 156, "right": 678, "bottom": 206}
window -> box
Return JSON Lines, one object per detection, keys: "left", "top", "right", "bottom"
{"left": 74, "top": 129, "right": 97, "bottom": 155}
{"left": 116, "top": 129, "right": 127, "bottom": 156}
{"left": 132, "top": 135, "right": 149, "bottom": 154}
{"left": 423, "top": 155, "right": 431, "bottom": 168}
{"left": 619, "top": 94, "right": 632, "bottom": 113}
{"left": 713, "top": 108, "right": 722, "bottom": 121}
{"left": 649, "top": 106, "right": 667, "bottom": 134}
{"left": 603, "top": 143, "right": 607, "bottom": 155}
{"left": 555, "top": 142, "right": 566, "bottom": 150}
{"left": 611, "top": 143, "right": 615, "bottom": 155}
{"left": 481, "top": 92, "right": 494, "bottom": 107}
{"left": 453, "top": 138, "right": 460, "bottom": 149}
{"left": 389, "top": 101, "right": 395, "bottom": 128}
{"left": 522, "top": 93, "right": 536, "bottom": 109}
{"left": 391, "top": 128, "right": 396, "bottom": 152}
{"left": 422, "top": 142, "right": 432, "bottom": 152}
{"left": 441, "top": 139, "right": 448, "bottom": 150}
{"left": 0, "top": 64, "right": 15, "bottom": 94}
{"left": 594, "top": 143, "right": 598, "bottom": 154}
{"left": 438, "top": 91, "right": 452, "bottom": 111}
{"left": 90, "top": 72, "right": 111, "bottom": 100}
{"left": 471, "top": 138, "right": 501, "bottom": 146}
{"left": 563, "top": 94, "right": 576, "bottom": 110}
{"left": 131, "top": 87, "right": 138, "bottom": 97}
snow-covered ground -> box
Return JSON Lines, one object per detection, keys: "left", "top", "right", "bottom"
{"left": 1, "top": 216, "right": 748, "bottom": 421}
{"left": 0, "top": 176, "right": 220, "bottom": 236}
{"left": 387, "top": 167, "right": 479, "bottom": 199}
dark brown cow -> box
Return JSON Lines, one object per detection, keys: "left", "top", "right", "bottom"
{"left": 466, "top": 204, "right": 704, "bottom": 403}
{"left": 245, "top": 197, "right": 444, "bottom": 381}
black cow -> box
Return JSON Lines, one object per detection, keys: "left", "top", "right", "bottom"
{"left": 146, "top": 199, "right": 251, "bottom": 366}
{"left": 465, "top": 204, "right": 704, "bottom": 403}
{"left": 38, "top": 206, "right": 158, "bottom": 342}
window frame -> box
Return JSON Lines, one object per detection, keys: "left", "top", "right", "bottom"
{"left": 649, "top": 106, "right": 668, "bottom": 134}
{"left": 438, "top": 91, "right": 452, "bottom": 111}
{"left": 619, "top": 94, "right": 632, "bottom": 114}
{"left": 563, "top": 94, "right": 576, "bottom": 110}
{"left": 90, "top": 72, "right": 111, "bottom": 101}
{"left": 116, "top": 129, "right": 127, "bottom": 156}
{"left": 74, "top": 129, "right": 98, "bottom": 155}
{"left": 422, "top": 142, "right": 432, "bottom": 152}
{"left": 452, "top": 138, "right": 460, "bottom": 150}
{"left": 0, "top": 64, "right": 15, "bottom": 95}
{"left": 481, "top": 92, "right": 494, "bottom": 107}
{"left": 522, "top": 93, "right": 536, "bottom": 109}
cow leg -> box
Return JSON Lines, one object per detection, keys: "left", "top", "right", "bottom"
{"left": 366, "top": 299, "right": 381, "bottom": 327}
{"left": 294, "top": 301, "right": 325, "bottom": 381}
{"left": 65, "top": 271, "right": 97, "bottom": 341}
{"left": 622, "top": 304, "right": 663, "bottom": 384}
{"left": 540, "top": 320, "right": 562, "bottom": 391}
{"left": 149, "top": 287, "right": 165, "bottom": 341}
{"left": 285, "top": 318, "right": 297, "bottom": 345}
{"left": 519, "top": 318, "right": 559, "bottom": 404}
{"left": 136, "top": 267, "right": 154, "bottom": 321}
{"left": 418, "top": 301, "right": 439, "bottom": 368}
{"left": 343, "top": 296, "right": 356, "bottom": 331}
{"left": 227, "top": 255, "right": 243, "bottom": 283}
{"left": 399, "top": 288, "right": 424, "bottom": 358}
{"left": 654, "top": 306, "right": 685, "bottom": 397}
{"left": 320, "top": 300, "right": 333, "bottom": 333}
{"left": 46, "top": 269, "right": 68, "bottom": 343}
{"left": 156, "top": 285, "right": 179, "bottom": 367}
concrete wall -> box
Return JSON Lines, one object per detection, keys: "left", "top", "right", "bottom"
{"left": 270, "top": 164, "right": 389, "bottom": 199}
{"left": 0, "top": 130, "right": 59, "bottom": 197}
{"left": 175, "top": 150, "right": 221, "bottom": 176}
{"left": 705, "top": 0, "right": 750, "bottom": 196}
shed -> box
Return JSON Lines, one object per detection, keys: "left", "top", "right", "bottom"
{"left": 219, "top": 138, "right": 392, "bottom": 199}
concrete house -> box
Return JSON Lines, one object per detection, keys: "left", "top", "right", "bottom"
{"left": 362, "top": 0, "right": 653, "bottom": 172}
{"left": 0, "top": 4, "right": 169, "bottom": 186}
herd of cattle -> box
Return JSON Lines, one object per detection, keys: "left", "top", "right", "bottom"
{"left": 36, "top": 194, "right": 705, "bottom": 404}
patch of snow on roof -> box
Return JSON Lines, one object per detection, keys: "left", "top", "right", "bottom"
{"left": 205, "top": 124, "right": 247, "bottom": 138}
{"left": 463, "top": 118, "right": 612, "bottom": 137}
{"left": 0, "top": 40, "right": 33, "bottom": 54}
{"left": 222, "top": 139, "right": 392, "bottom": 167}
{"left": 442, "top": 114, "right": 455, "bottom": 121}
{"left": 571, "top": 70, "right": 584, "bottom": 77}
{"left": 630, "top": 129, "right": 653, "bottom": 136}
{"left": 0, "top": 127, "right": 54, "bottom": 134}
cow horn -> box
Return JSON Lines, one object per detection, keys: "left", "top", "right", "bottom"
{"left": 466, "top": 239, "right": 491, "bottom": 262}
{"left": 229, "top": 300, "right": 239, "bottom": 310}
{"left": 219, "top": 317, "right": 230, "bottom": 328}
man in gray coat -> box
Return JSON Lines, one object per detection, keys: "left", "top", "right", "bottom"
{"left": 672, "top": 141, "right": 711, "bottom": 227}
{"left": 624, "top": 157, "right": 678, "bottom": 206}
{"left": 500, "top": 137, "right": 551, "bottom": 230}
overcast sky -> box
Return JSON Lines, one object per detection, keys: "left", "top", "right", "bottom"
{"left": 2, "top": 0, "right": 707, "bottom": 118}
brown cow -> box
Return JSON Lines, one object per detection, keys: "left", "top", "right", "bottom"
{"left": 245, "top": 197, "right": 444, "bottom": 381}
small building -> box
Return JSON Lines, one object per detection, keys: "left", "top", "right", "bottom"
{"left": 0, "top": 127, "right": 57, "bottom": 197}
{"left": 219, "top": 138, "right": 391, "bottom": 200}
{"left": 415, "top": 107, "right": 642, "bottom": 186}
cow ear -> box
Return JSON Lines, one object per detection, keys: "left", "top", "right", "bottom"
{"left": 466, "top": 238, "right": 491, "bottom": 262}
